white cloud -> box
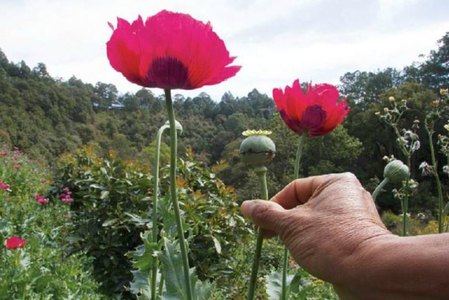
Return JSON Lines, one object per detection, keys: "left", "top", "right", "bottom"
{"left": 0, "top": 0, "right": 448, "bottom": 100}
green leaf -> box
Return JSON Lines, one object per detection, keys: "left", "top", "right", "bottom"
{"left": 210, "top": 235, "right": 222, "bottom": 254}
{"left": 266, "top": 269, "right": 294, "bottom": 300}
{"left": 102, "top": 219, "right": 118, "bottom": 227}
{"left": 125, "top": 212, "right": 151, "bottom": 226}
{"left": 129, "top": 270, "right": 152, "bottom": 298}
{"left": 160, "top": 237, "right": 212, "bottom": 300}
{"left": 131, "top": 236, "right": 159, "bottom": 272}
{"left": 89, "top": 183, "right": 105, "bottom": 190}
{"left": 100, "top": 190, "right": 109, "bottom": 199}
{"left": 160, "top": 238, "right": 188, "bottom": 299}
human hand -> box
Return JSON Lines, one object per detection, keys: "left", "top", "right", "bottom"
{"left": 241, "top": 173, "right": 394, "bottom": 298}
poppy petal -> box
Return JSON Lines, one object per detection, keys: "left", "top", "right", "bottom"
{"left": 107, "top": 10, "right": 240, "bottom": 90}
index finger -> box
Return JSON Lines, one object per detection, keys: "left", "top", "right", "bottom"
{"left": 270, "top": 174, "right": 331, "bottom": 209}
{"left": 271, "top": 173, "right": 360, "bottom": 209}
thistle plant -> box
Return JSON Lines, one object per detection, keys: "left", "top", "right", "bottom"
{"left": 376, "top": 97, "right": 420, "bottom": 235}
{"left": 373, "top": 156, "right": 412, "bottom": 235}
{"left": 239, "top": 129, "right": 275, "bottom": 300}
{"left": 376, "top": 97, "right": 420, "bottom": 168}
{"left": 426, "top": 89, "right": 449, "bottom": 233}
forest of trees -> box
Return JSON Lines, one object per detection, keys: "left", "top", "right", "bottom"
{"left": 1, "top": 32, "right": 448, "bottom": 215}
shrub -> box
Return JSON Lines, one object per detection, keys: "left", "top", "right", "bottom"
{"left": 50, "top": 145, "right": 152, "bottom": 297}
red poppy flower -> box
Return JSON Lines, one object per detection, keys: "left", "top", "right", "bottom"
{"left": 273, "top": 79, "right": 349, "bottom": 137}
{"left": 4, "top": 235, "right": 26, "bottom": 249}
{"left": 107, "top": 10, "right": 241, "bottom": 90}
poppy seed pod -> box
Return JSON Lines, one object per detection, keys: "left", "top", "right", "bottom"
{"left": 384, "top": 159, "right": 410, "bottom": 184}
{"left": 240, "top": 130, "right": 276, "bottom": 166}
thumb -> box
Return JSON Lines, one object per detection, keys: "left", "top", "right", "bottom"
{"left": 241, "top": 200, "right": 289, "bottom": 235}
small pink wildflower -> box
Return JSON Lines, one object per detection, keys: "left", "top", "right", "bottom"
{"left": 35, "top": 194, "right": 49, "bottom": 205}
{"left": 0, "top": 179, "right": 11, "bottom": 192}
{"left": 60, "top": 187, "right": 74, "bottom": 203}
{"left": 5, "top": 235, "right": 26, "bottom": 249}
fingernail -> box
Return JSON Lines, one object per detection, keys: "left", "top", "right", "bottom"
{"left": 241, "top": 200, "right": 256, "bottom": 217}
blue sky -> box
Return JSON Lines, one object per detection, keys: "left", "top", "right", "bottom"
{"left": 1, "top": 0, "right": 448, "bottom": 100}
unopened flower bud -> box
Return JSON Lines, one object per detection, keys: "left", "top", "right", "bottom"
{"left": 440, "top": 88, "right": 448, "bottom": 96}
{"left": 388, "top": 96, "right": 395, "bottom": 102}
{"left": 240, "top": 130, "right": 276, "bottom": 166}
{"left": 383, "top": 159, "right": 410, "bottom": 184}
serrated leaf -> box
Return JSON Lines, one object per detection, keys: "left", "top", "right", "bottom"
{"left": 289, "top": 273, "right": 302, "bottom": 294}
{"left": 129, "top": 270, "right": 151, "bottom": 297}
{"left": 132, "top": 240, "right": 159, "bottom": 272}
{"left": 160, "top": 238, "right": 212, "bottom": 300}
{"left": 266, "top": 270, "right": 294, "bottom": 300}
{"left": 160, "top": 238, "right": 188, "bottom": 299}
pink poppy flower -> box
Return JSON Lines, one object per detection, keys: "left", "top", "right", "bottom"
{"left": 0, "top": 179, "right": 11, "bottom": 191}
{"left": 4, "top": 235, "right": 26, "bottom": 249}
{"left": 106, "top": 10, "right": 240, "bottom": 90}
{"left": 60, "top": 187, "right": 73, "bottom": 203}
{"left": 35, "top": 194, "right": 49, "bottom": 205}
{"left": 273, "top": 79, "right": 350, "bottom": 137}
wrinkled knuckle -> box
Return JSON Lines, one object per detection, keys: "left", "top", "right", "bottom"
{"left": 339, "top": 172, "right": 362, "bottom": 185}
{"left": 339, "top": 172, "right": 357, "bottom": 181}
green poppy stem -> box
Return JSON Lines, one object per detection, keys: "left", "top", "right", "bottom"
{"left": 426, "top": 127, "right": 445, "bottom": 233}
{"left": 281, "top": 134, "right": 306, "bottom": 300}
{"left": 372, "top": 178, "right": 389, "bottom": 201}
{"left": 247, "top": 166, "right": 269, "bottom": 300}
{"left": 164, "top": 89, "right": 193, "bottom": 300}
{"left": 294, "top": 135, "right": 306, "bottom": 179}
{"left": 402, "top": 197, "right": 408, "bottom": 236}
{"left": 151, "top": 123, "right": 169, "bottom": 300}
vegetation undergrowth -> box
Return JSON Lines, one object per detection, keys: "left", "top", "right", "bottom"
{"left": 0, "top": 144, "right": 104, "bottom": 299}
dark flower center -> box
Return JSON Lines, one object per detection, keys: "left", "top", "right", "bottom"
{"left": 299, "top": 105, "right": 326, "bottom": 129}
{"left": 147, "top": 57, "right": 189, "bottom": 89}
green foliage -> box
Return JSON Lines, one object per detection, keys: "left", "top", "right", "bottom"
{"left": 128, "top": 147, "right": 253, "bottom": 298}
{"left": 0, "top": 54, "right": 97, "bottom": 162}
{"left": 1, "top": 31, "right": 449, "bottom": 299}
{"left": 266, "top": 268, "right": 337, "bottom": 300}
{"left": 53, "top": 146, "right": 251, "bottom": 298}
{"left": 381, "top": 211, "right": 441, "bottom": 236}
{"left": 160, "top": 238, "right": 212, "bottom": 300}
{"left": 0, "top": 144, "right": 103, "bottom": 299}
{"left": 50, "top": 145, "right": 152, "bottom": 297}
